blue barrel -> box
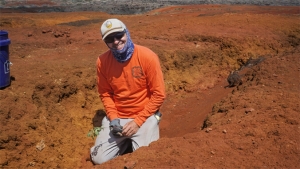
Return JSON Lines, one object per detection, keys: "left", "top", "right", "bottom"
{"left": 0, "top": 30, "right": 11, "bottom": 88}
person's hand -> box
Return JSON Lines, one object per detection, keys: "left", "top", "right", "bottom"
{"left": 109, "top": 119, "right": 123, "bottom": 136}
{"left": 122, "top": 120, "right": 139, "bottom": 137}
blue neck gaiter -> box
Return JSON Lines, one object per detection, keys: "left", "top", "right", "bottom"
{"left": 109, "top": 29, "right": 135, "bottom": 63}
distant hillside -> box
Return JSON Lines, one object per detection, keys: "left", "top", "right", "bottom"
{"left": 0, "top": 0, "right": 299, "bottom": 14}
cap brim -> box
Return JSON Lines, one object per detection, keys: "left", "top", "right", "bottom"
{"left": 102, "top": 28, "right": 125, "bottom": 40}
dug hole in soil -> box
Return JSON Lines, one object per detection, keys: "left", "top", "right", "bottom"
{"left": 0, "top": 5, "right": 299, "bottom": 168}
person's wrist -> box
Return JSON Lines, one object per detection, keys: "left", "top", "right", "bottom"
{"left": 133, "top": 118, "right": 142, "bottom": 127}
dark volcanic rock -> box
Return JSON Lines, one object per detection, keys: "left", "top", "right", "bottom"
{"left": 0, "top": 0, "right": 299, "bottom": 14}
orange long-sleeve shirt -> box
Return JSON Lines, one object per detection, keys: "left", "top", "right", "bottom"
{"left": 97, "top": 44, "right": 166, "bottom": 126}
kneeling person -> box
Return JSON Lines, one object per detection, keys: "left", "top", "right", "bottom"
{"left": 90, "top": 18, "right": 166, "bottom": 164}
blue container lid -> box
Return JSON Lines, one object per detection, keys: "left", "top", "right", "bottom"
{"left": 0, "top": 30, "right": 11, "bottom": 46}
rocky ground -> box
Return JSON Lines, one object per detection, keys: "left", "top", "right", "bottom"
{"left": 0, "top": 5, "right": 299, "bottom": 168}
{"left": 1, "top": 0, "right": 299, "bottom": 14}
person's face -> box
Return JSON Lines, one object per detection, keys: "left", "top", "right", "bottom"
{"left": 104, "top": 30, "right": 127, "bottom": 50}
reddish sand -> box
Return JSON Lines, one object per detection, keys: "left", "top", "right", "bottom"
{"left": 0, "top": 5, "right": 299, "bottom": 168}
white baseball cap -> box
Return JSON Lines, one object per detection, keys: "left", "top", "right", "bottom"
{"left": 100, "top": 19, "right": 126, "bottom": 40}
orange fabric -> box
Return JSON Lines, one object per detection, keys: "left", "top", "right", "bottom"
{"left": 97, "top": 44, "right": 166, "bottom": 126}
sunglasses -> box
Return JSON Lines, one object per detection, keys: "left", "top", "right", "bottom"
{"left": 104, "top": 30, "right": 126, "bottom": 43}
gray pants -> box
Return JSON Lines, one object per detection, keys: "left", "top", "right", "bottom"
{"left": 90, "top": 114, "right": 160, "bottom": 164}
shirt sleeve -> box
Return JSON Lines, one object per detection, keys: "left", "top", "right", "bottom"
{"left": 97, "top": 57, "right": 119, "bottom": 121}
{"left": 133, "top": 50, "right": 166, "bottom": 126}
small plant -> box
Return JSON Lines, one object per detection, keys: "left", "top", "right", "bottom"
{"left": 87, "top": 127, "right": 104, "bottom": 139}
